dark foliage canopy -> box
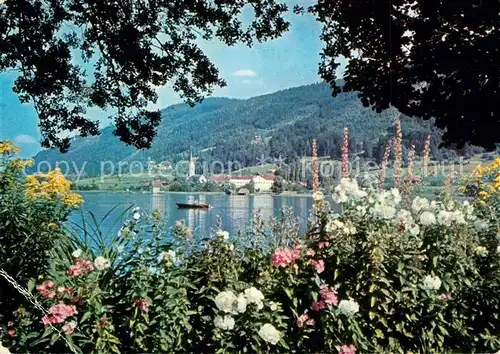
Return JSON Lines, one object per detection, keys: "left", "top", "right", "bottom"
{"left": 0, "top": 0, "right": 289, "bottom": 152}
{"left": 299, "top": 0, "right": 499, "bottom": 149}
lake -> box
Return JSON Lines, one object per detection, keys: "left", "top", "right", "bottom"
{"left": 69, "top": 192, "right": 338, "bottom": 238}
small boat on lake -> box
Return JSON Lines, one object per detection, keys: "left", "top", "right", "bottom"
{"left": 176, "top": 202, "right": 211, "bottom": 209}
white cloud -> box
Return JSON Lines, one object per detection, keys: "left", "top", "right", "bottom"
{"left": 14, "top": 134, "right": 37, "bottom": 144}
{"left": 233, "top": 69, "right": 257, "bottom": 77}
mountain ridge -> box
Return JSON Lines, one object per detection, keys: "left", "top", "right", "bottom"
{"left": 32, "top": 82, "right": 441, "bottom": 177}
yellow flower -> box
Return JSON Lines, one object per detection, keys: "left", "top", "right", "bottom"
{"left": 25, "top": 169, "right": 83, "bottom": 206}
{"left": 9, "top": 158, "right": 34, "bottom": 169}
{"left": 0, "top": 140, "right": 20, "bottom": 154}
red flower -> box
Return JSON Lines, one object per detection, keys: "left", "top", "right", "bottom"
{"left": 133, "top": 299, "right": 149, "bottom": 313}
{"left": 8, "top": 329, "right": 16, "bottom": 337}
{"left": 312, "top": 300, "right": 325, "bottom": 312}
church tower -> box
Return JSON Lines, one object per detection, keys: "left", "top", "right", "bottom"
{"left": 188, "top": 150, "right": 196, "bottom": 178}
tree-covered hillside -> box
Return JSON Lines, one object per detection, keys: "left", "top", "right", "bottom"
{"left": 32, "top": 83, "right": 454, "bottom": 177}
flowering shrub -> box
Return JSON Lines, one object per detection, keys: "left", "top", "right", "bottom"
{"left": 1, "top": 147, "right": 500, "bottom": 353}
{"left": 0, "top": 142, "right": 82, "bottom": 333}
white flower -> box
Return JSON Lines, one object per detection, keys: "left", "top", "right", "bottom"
{"left": 268, "top": 301, "right": 279, "bottom": 311}
{"left": 158, "top": 250, "right": 177, "bottom": 263}
{"left": 72, "top": 249, "right": 82, "bottom": 258}
{"left": 463, "top": 200, "right": 474, "bottom": 216}
{"left": 133, "top": 211, "right": 141, "bottom": 220}
{"left": 338, "top": 298, "right": 360, "bottom": 315}
{"left": 214, "top": 291, "right": 237, "bottom": 313}
{"left": 396, "top": 209, "right": 413, "bottom": 226}
{"left": 333, "top": 191, "right": 348, "bottom": 204}
{"left": 412, "top": 196, "right": 430, "bottom": 212}
{"left": 0, "top": 342, "right": 11, "bottom": 354}
{"left": 437, "top": 210, "right": 453, "bottom": 226}
{"left": 474, "top": 219, "right": 489, "bottom": 231}
{"left": 236, "top": 293, "right": 248, "bottom": 313}
{"left": 355, "top": 205, "right": 367, "bottom": 216}
{"left": 226, "top": 244, "right": 235, "bottom": 251}
{"left": 312, "top": 191, "right": 324, "bottom": 201}
{"left": 497, "top": 245, "right": 500, "bottom": 254}
{"left": 450, "top": 210, "right": 466, "bottom": 224}
{"left": 409, "top": 223, "right": 420, "bottom": 236}
{"left": 258, "top": 324, "right": 281, "bottom": 345}
{"left": 244, "top": 287, "right": 264, "bottom": 310}
{"left": 420, "top": 211, "right": 436, "bottom": 226}
{"left": 326, "top": 219, "right": 344, "bottom": 232}
{"left": 429, "top": 200, "right": 438, "bottom": 209}
{"left": 214, "top": 315, "right": 235, "bottom": 330}
{"left": 216, "top": 230, "right": 229, "bottom": 240}
{"left": 422, "top": 275, "right": 442, "bottom": 290}
{"left": 94, "top": 256, "right": 111, "bottom": 270}
{"left": 372, "top": 204, "right": 396, "bottom": 219}
{"left": 390, "top": 188, "right": 402, "bottom": 205}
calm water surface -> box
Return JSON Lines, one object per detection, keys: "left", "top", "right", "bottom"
{"left": 69, "top": 192, "right": 337, "bottom": 238}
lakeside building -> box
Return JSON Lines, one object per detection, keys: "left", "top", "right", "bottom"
{"left": 209, "top": 173, "right": 276, "bottom": 192}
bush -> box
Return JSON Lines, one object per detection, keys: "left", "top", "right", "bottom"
{"left": 0, "top": 141, "right": 83, "bottom": 328}
{"left": 1, "top": 155, "right": 500, "bottom": 353}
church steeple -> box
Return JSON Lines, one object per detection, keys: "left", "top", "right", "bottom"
{"left": 188, "top": 148, "right": 196, "bottom": 178}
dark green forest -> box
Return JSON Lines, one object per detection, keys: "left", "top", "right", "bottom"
{"left": 31, "top": 83, "right": 478, "bottom": 177}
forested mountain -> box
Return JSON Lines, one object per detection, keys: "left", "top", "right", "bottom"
{"left": 31, "top": 83, "right": 457, "bottom": 177}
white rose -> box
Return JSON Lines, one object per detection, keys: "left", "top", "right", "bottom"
{"left": 72, "top": 249, "right": 82, "bottom": 258}
{"left": 133, "top": 211, "right": 141, "bottom": 220}
{"left": 244, "top": 287, "right": 264, "bottom": 310}
{"left": 422, "top": 275, "right": 442, "bottom": 290}
{"left": 412, "top": 196, "right": 430, "bottom": 212}
{"left": 94, "top": 256, "right": 110, "bottom": 270}
{"left": 258, "top": 324, "right": 281, "bottom": 345}
{"left": 373, "top": 204, "right": 396, "bottom": 219}
{"left": 236, "top": 293, "right": 247, "bottom": 313}
{"left": 216, "top": 230, "right": 229, "bottom": 240}
{"left": 396, "top": 209, "right": 413, "bottom": 226}
{"left": 214, "top": 291, "right": 237, "bottom": 313}
{"left": 338, "top": 298, "right": 360, "bottom": 315}
{"left": 420, "top": 211, "right": 436, "bottom": 226}
{"left": 214, "top": 315, "right": 235, "bottom": 330}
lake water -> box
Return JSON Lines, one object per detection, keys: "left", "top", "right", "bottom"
{"left": 69, "top": 192, "right": 338, "bottom": 238}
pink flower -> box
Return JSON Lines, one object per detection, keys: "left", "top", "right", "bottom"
{"left": 439, "top": 293, "right": 452, "bottom": 300}
{"left": 272, "top": 247, "right": 300, "bottom": 267}
{"left": 340, "top": 344, "right": 357, "bottom": 354}
{"left": 320, "top": 284, "right": 338, "bottom": 306}
{"left": 308, "top": 259, "right": 325, "bottom": 274}
{"left": 8, "top": 329, "right": 16, "bottom": 337}
{"left": 306, "top": 318, "right": 315, "bottom": 326}
{"left": 68, "top": 259, "right": 95, "bottom": 277}
{"left": 36, "top": 280, "right": 56, "bottom": 299}
{"left": 42, "top": 304, "right": 78, "bottom": 326}
{"left": 297, "top": 313, "right": 315, "bottom": 328}
{"left": 306, "top": 248, "right": 315, "bottom": 256}
{"left": 133, "top": 299, "right": 149, "bottom": 313}
{"left": 312, "top": 300, "right": 325, "bottom": 312}
{"left": 7, "top": 321, "right": 14, "bottom": 327}
{"left": 297, "top": 313, "right": 309, "bottom": 328}
{"left": 318, "top": 241, "right": 329, "bottom": 249}
{"left": 61, "top": 321, "right": 77, "bottom": 335}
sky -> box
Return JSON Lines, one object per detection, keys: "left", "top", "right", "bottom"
{"left": 0, "top": 1, "right": 344, "bottom": 157}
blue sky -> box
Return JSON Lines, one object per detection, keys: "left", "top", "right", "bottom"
{"left": 0, "top": 2, "right": 344, "bottom": 157}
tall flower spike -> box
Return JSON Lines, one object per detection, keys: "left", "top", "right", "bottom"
{"left": 393, "top": 120, "right": 403, "bottom": 189}
{"left": 422, "top": 134, "right": 431, "bottom": 177}
{"left": 312, "top": 138, "right": 320, "bottom": 198}
{"left": 404, "top": 145, "right": 415, "bottom": 206}
{"left": 378, "top": 139, "right": 392, "bottom": 191}
{"left": 342, "top": 127, "right": 349, "bottom": 178}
